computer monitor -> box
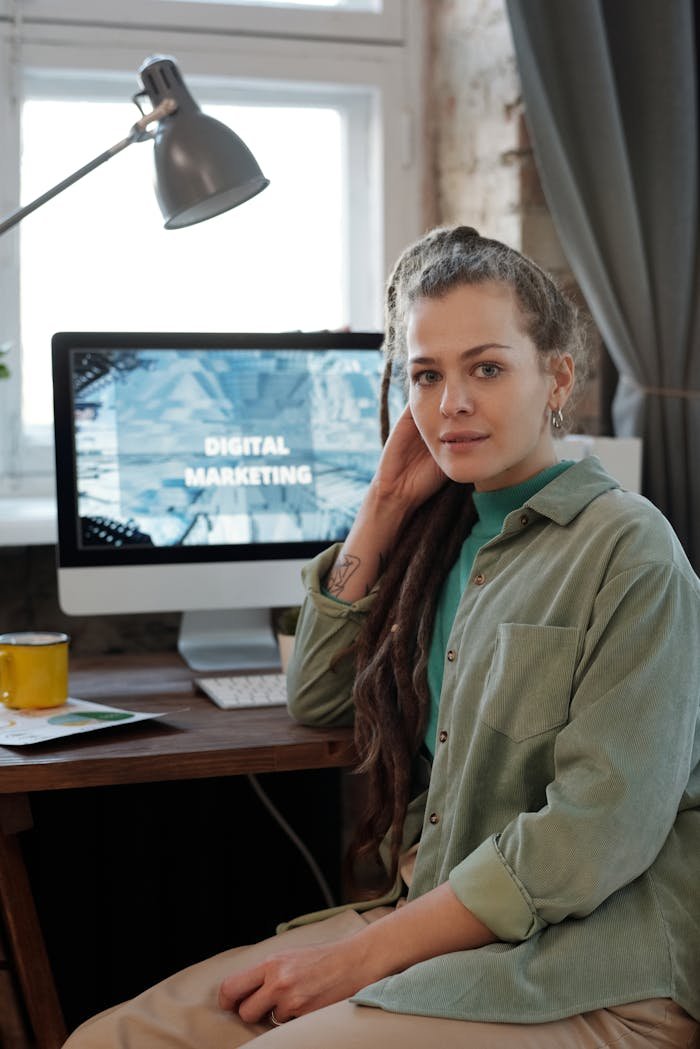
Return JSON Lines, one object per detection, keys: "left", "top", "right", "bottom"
{"left": 52, "top": 330, "right": 397, "bottom": 671}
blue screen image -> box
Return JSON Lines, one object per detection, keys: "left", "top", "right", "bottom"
{"left": 71, "top": 346, "right": 392, "bottom": 549}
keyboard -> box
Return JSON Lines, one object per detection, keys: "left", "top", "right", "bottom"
{"left": 195, "top": 673, "right": 288, "bottom": 710}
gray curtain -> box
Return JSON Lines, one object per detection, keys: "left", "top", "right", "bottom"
{"left": 505, "top": 0, "right": 700, "bottom": 569}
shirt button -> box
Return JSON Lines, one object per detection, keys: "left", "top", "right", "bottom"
{"left": 520, "top": 514, "right": 529, "bottom": 526}
{"left": 473, "top": 572, "right": 485, "bottom": 586}
{"left": 446, "top": 649, "right": 456, "bottom": 662}
{"left": 429, "top": 812, "right": 440, "bottom": 825}
{"left": 439, "top": 730, "right": 448, "bottom": 743}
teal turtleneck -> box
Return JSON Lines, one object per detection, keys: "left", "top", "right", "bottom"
{"left": 424, "top": 460, "right": 574, "bottom": 755}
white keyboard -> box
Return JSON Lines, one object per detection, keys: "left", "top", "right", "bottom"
{"left": 195, "top": 673, "right": 288, "bottom": 710}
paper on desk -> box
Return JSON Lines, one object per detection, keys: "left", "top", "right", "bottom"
{"left": 0, "top": 696, "right": 171, "bottom": 746}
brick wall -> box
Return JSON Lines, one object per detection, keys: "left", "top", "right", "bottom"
{"left": 428, "top": 0, "right": 522, "bottom": 245}
{"left": 428, "top": 0, "right": 605, "bottom": 435}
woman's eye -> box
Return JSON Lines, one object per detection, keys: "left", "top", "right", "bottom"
{"left": 413, "top": 370, "right": 441, "bottom": 386}
{"left": 474, "top": 362, "right": 501, "bottom": 379}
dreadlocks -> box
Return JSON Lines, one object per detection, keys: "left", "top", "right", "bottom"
{"left": 349, "top": 225, "right": 588, "bottom": 890}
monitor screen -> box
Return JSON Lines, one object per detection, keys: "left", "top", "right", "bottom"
{"left": 52, "top": 331, "right": 395, "bottom": 669}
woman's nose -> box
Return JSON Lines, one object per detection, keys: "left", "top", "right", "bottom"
{"left": 440, "top": 382, "right": 474, "bottom": 417}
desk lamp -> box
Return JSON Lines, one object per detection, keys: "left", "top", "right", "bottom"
{"left": 0, "top": 54, "right": 269, "bottom": 236}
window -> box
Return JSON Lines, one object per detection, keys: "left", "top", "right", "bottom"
{"left": 0, "top": 1, "right": 423, "bottom": 492}
{"left": 20, "top": 89, "right": 348, "bottom": 433}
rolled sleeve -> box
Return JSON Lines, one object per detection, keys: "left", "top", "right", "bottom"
{"left": 449, "top": 836, "right": 545, "bottom": 941}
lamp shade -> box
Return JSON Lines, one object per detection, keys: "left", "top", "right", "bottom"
{"left": 138, "top": 55, "right": 269, "bottom": 229}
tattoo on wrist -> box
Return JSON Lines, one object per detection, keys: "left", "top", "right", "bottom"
{"left": 326, "top": 554, "right": 361, "bottom": 596}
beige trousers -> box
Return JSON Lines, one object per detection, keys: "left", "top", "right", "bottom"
{"left": 63, "top": 910, "right": 699, "bottom": 1049}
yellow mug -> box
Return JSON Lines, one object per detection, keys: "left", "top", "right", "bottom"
{"left": 0, "top": 631, "right": 70, "bottom": 710}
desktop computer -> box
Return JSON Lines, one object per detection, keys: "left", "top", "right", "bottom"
{"left": 52, "top": 330, "right": 399, "bottom": 670}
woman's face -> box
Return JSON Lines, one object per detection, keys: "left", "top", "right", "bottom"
{"left": 406, "top": 281, "right": 574, "bottom": 492}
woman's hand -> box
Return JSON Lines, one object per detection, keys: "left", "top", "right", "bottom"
{"left": 372, "top": 403, "right": 448, "bottom": 513}
{"left": 218, "top": 936, "right": 373, "bottom": 1023}
{"left": 218, "top": 884, "right": 496, "bottom": 1024}
{"left": 321, "top": 405, "right": 449, "bottom": 601}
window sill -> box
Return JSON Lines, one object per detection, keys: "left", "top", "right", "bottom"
{"left": 0, "top": 497, "right": 58, "bottom": 546}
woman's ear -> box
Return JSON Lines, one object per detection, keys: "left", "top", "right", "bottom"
{"left": 548, "top": 353, "right": 575, "bottom": 411}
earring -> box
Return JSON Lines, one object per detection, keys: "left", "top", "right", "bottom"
{"left": 551, "top": 408, "right": 564, "bottom": 430}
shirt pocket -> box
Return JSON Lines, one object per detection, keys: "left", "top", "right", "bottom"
{"left": 480, "top": 623, "right": 579, "bottom": 742}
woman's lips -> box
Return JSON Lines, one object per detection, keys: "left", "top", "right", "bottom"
{"left": 440, "top": 431, "right": 489, "bottom": 446}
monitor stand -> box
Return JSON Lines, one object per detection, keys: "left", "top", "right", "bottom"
{"left": 177, "top": 609, "right": 281, "bottom": 672}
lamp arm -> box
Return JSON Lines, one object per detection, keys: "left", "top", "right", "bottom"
{"left": 0, "top": 98, "right": 177, "bottom": 238}
{"left": 0, "top": 138, "right": 133, "bottom": 236}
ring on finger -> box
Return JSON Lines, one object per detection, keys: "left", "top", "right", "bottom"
{"left": 269, "top": 1009, "right": 284, "bottom": 1026}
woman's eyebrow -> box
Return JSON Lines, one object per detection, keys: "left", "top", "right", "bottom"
{"left": 408, "top": 343, "right": 513, "bottom": 365}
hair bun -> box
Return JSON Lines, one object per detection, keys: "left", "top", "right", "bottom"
{"left": 453, "top": 225, "right": 480, "bottom": 241}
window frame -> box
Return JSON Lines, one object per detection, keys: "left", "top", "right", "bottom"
{"left": 0, "top": 3, "right": 424, "bottom": 495}
{"left": 15, "top": 0, "right": 404, "bottom": 42}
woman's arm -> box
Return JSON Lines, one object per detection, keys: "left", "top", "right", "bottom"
{"left": 447, "top": 558, "right": 700, "bottom": 943}
{"left": 322, "top": 404, "right": 448, "bottom": 602}
{"left": 219, "top": 881, "right": 495, "bottom": 1023}
{"left": 287, "top": 404, "right": 447, "bottom": 725}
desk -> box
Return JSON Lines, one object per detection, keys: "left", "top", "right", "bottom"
{"left": 0, "top": 652, "right": 356, "bottom": 1049}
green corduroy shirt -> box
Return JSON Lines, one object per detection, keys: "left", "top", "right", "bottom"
{"left": 287, "top": 457, "right": 700, "bottom": 1024}
{"left": 426, "top": 460, "right": 573, "bottom": 755}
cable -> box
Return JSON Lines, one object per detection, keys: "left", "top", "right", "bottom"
{"left": 246, "top": 773, "right": 337, "bottom": 909}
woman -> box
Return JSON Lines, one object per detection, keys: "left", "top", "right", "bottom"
{"left": 63, "top": 227, "right": 700, "bottom": 1048}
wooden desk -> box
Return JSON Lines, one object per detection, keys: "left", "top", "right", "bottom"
{"left": 0, "top": 652, "right": 355, "bottom": 1049}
